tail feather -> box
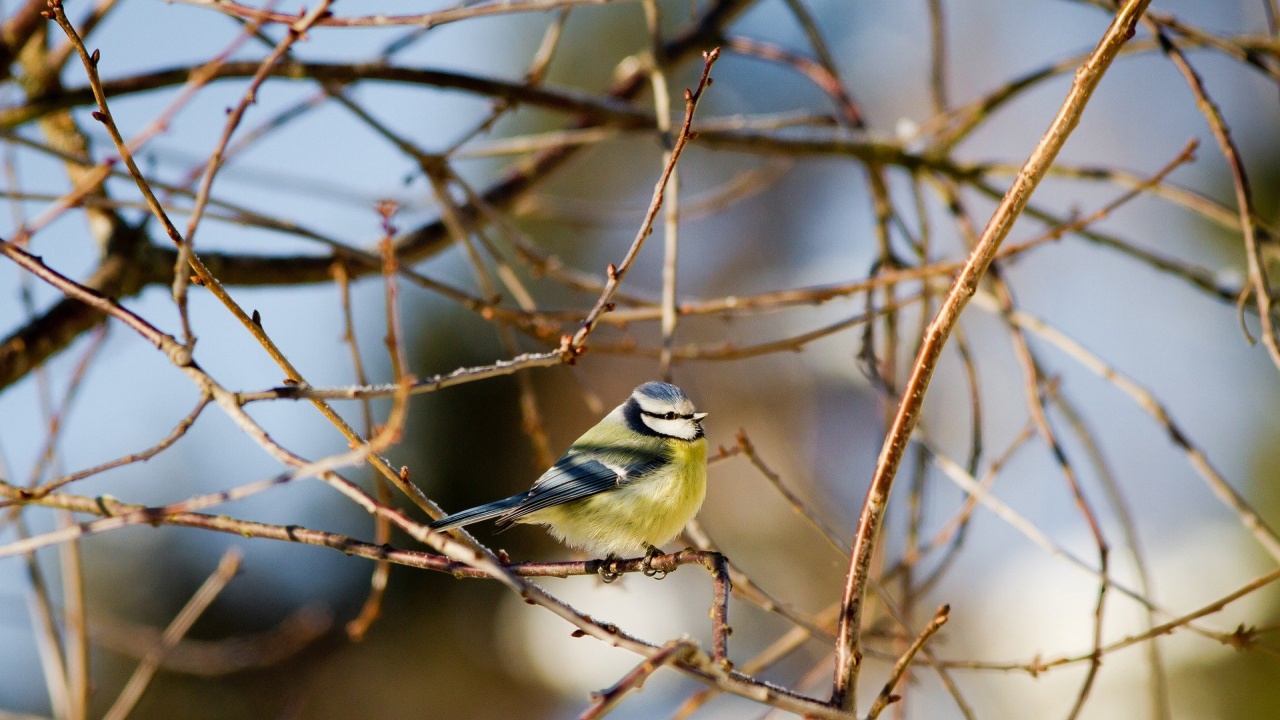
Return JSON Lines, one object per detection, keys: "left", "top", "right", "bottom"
{"left": 429, "top": 494, "right": 526, "bottom": 531}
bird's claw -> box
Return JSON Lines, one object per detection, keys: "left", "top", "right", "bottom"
{"left": 598, "top": 556, "right": 622, "bottom": 583}
{"left": 642, "top": 545, "right": 667, "bottom": 579}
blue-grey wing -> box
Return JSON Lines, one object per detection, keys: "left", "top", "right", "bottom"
{"left": 497, "top": 448, "right": 667, "bottom": 525}
{"left": 429, "top": 494, "right": 525, "bottom": 531}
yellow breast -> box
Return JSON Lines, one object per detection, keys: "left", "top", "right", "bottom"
{"left": 524, "top": 438, "right": 707, "bottom": 557}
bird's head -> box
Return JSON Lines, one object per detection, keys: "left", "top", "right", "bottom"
{"left": 627, "top": 381, "right": 707, "bottom": 441}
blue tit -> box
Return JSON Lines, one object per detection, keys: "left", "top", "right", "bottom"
{"left": 430, "top": 381, "right": 708, "bottom": 559}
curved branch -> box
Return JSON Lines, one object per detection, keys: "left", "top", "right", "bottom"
{"left": 830, "top": 0, "right": 1151, "bottom": 709}
{"left": 0, "top": 0, "right": 755, "bottom": 394}
{"left": 0, "top": 226, "right": 164, "bottom": 391}
{"left": 1, "top": 60, "right": 655, "bottom": 130}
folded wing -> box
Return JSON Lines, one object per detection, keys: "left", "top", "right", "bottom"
{"left": 429, "top": 446, "right": 669, "bottom": 531}
{"left": 497, "top": 447, "right": 669, "bottom": 525}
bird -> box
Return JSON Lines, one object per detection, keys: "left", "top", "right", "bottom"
{"left": 429, "top": 381, "right": 708, "bottom": 572}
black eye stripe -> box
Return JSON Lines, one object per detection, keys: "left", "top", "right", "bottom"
{"left": 641, "top": 410, "right": 694, "bottom": 420}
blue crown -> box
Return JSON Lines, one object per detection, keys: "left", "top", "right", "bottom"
{"left": 634, "top": 381, "right": 689, "bottom": 404}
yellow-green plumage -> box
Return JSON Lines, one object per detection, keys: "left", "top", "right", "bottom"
{"left": 521, "top": 436, "right": 706, "bottom": 557}
{"left": 429, "top": 381, "right": 710, "bottom": 559}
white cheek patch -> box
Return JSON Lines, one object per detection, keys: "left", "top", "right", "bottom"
{"left": 642, "top": 415, "right": 699, "bottom": 440}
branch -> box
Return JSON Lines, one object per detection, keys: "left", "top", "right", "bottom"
{"left": 0, "top": 0, "right": 753, "bottom": 393}
{"left": 581, "top": 640, "right": 697, "bottom": 720}
{"left": 830, "top": 0, "right": 1152, "bottom": 709}
{"left": 1, "top": 61, "right": 655, "bottom": 131}
{"left": 100, "top": 550, "right": 242, "bottom": 720}
{"left": 865, "top": 605, "right": 950, "bottom": 719}
{"left": 568, "top": 49, "right": 719, "bottom": 352}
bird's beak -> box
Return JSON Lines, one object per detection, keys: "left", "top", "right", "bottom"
{"left": 693, "top": 412, "right": 708, "bottom": 422}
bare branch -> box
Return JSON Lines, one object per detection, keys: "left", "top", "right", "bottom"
{"left": 832, "top": 2, "right": 1152, "bottom": 709}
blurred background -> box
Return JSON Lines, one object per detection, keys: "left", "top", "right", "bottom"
{"left": 0, "top": 0, "right": 1278, "bottom": 718}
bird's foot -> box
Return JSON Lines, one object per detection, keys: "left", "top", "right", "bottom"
{"left": 598, "top": 555, "right": 622, "bottom": 583}
{"left": 642, "top": 545, "right": 667, "bottom": 579}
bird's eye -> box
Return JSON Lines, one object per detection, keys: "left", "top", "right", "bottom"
{"left": 664, "top": 412, "right": 676, "bottom": 420}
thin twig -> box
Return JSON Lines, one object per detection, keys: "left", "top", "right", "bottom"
{"left": 343, "top": 209, "right": 403, "bottom": 642}
{"left": 88, "top": 605, "right": 332, "bottom": 676}
{"left": 581, "top": 639, "right": 697, "bottom": 720}
{"left": 19, "top": 517, "right": 71, "bottom": 720}
{"left": 1142, "top": 17, "right": 1280, "bottom": 371}
{"left": 14, "top": 394, "right": 210, "bottom": 504}
{"left": 926, "top": 0, "right": 949, "bottom": 113}
{"left": 779, "top": 0, "right": 863, "bottom": 126}
{"left": 56, "top": 509, "right": 87, "bottom": 720}
{"left": 832, "top": 3, "right": 1150, "bottom": 708}
{"left": 100, "top": 549, "right": 243, "bottom": 720}
{"left": 735, "top": 429, "right": 844, "bottom": 551}
{"left": 645, "top": 0, "right": 682, "bottom": 380}
{"left": 568, "top": 49, "right": 720, "bottom": 353}
{"left": 968, "top": 292, "right": 1280, "bottom": 562}
{"left": 682, "top": 518, "right": 829, "bottom": 636}
{"left": 866, "top": 605, "right": 950, "bottom": 719}
{"left": 1048, "top": 387, "right": 1171, "bottom": 720}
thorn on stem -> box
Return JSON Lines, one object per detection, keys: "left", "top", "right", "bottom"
{"left": 90, "top": 111, "right": 107, "bottom": 123}
{"left": 251, "top": 309, "right": 262, "bottom": 327}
